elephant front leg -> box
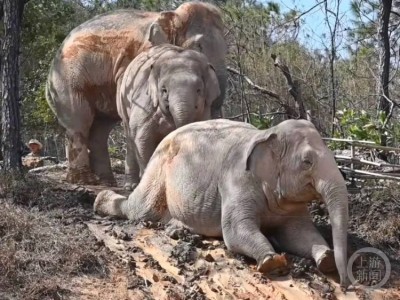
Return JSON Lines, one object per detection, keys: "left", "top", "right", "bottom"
{"left": 135, "top": 131, "right": 158, "bottom": 180}
{"left": 66, "top": 132, "right": 98, "bottom": 185}
{"left": 271, "top": 215, "right": 336, "bottom": 274}
{"left": 124, "top": 139, "right": 140, "bottom": 191}
{"left": 221, "top": 201, "right": 288, "bottom": 274}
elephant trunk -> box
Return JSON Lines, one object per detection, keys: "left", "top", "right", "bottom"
{"left": 170, "top": 105, "right": 193, "bottom": 128}
{"left": 169, "top": 93, "right": 200, "bottom": 128}
{"left": 315, "top": 165, "right": 349, "bottom": 288}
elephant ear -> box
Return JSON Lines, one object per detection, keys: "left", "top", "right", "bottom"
{"left": 204, "top": 64, "right": 220, "bottom": 107}
{"left": 182, "top": 34, "right": 204, "bottom": 52}
{"left": 146, "top": 11, "right": 181, "bottom": 45}
{"left": 245, "top": 132, "right": 280, "bottom": 181}
{"left": 147, "top": 65, "right": 159, "bottom": 108}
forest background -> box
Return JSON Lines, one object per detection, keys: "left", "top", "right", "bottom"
{"left": 1, "top": 0, "right": 398, "bottom": 163}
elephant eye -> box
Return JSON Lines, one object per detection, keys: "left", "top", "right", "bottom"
{"left": 302, "top": 159, "right": 313, "bottom": 169}
{"left": 196, "top": 88, "right": 201, "bottom": 95}
{"left": 161, "top": 86, "right": 167, "bottom": 95}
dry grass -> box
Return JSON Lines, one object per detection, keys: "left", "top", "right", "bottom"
{"left": 0, "top": 173, "right": 109, "bottom": 300}
{"left": 348, "top": 185, "right": 400, "bottom": 264}
{"left": 366, "top": 216, "right": 400, "bottom": 247}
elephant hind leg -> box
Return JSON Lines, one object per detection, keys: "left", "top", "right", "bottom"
{"left": 94, "top": 151, "right": 170, "bottom": 222}
{"left": 88, "top": 117, "right": 117, "bottom": 186}
{"left": 125, "top": 152, "right": 170, "bottom": 222}
{"left": 64, "top": 107, "right": 98, "bottom": 185}
{"left": 54, "top": 89, "right": 97, "bottom": 185}
{"left": 271, "top": 216, "right": 336, "bottom": 273}
{"left": 66, "top": 132, "right": 97, "bottom": 185}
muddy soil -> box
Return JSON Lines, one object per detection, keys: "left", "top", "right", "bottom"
{"left": 1, "top": 170, "right": 399, "bottom": 299}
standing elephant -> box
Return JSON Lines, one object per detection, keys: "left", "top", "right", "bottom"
{"left": 94, "top": 119, "right": 349, "bottom": 287}
{"left": 46, "top": 2, "right": 226, "bottom": 185}
{"left": 119, "top": 44, "right": 220, "bottom": 190}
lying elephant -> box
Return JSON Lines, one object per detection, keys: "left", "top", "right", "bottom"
{"left": 118, "top": 44, "right": 220, "bottom": 190}
{"left": 94, "top": 119, "right": 349, "bottom": 287}
{"left": 46, "top": 2, "right": 226, "bottom": 186}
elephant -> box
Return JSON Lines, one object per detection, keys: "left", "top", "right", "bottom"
{"left": 118, "top": 44, "right": 220, "bottom": 190}
{"left": 94, "top": 119, "right": 349, "bottom": 287}
{"left": 45, "top": 2, "right": 226, "bottom": 186}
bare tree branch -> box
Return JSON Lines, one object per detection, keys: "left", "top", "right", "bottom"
{"left": 381, "top": 94, "right": 396, "bottom": 128}
{"left": 270, "top": 53, "right": 307, "bottom": 120}
{"left": 226, "top": 112, "right": 286, "bottom": 120}
{"left": 391, "top": 10, "right": 400, "bottom": 18}
{"left": 277, "top": 1, "right": 325, "bottom": 28}
{"left": 227, "top": 66, "right": 280, "bottom": 99}
{"left": 323, "top": 0, "right": 341, "bottom": 136}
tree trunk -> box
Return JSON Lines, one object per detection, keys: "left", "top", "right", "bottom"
{"left": 377, "top": 0, "right": 392, "bottom": 146}
{"left": 1, "top": 0, "right": 24, "bottom": 171}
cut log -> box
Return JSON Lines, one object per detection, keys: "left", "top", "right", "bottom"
{"left": 85, "top": 220, "right": 363, "bottom": 300}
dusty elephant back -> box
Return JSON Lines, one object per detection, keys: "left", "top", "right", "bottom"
{"left": 46, "top": 2, "right": 226, "bottom": 121}
{"left": 46, "top": 10, "right": 158, "bottom": 121}
{"left": 44, "top": 2, "right": 227, "bottom": 186}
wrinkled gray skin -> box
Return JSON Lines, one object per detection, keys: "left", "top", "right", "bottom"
{"left": 94, "top": 119, "right": 349, "bottom": 287}
{"left": 46, "top": 2, "right": 226, "bottom": 186}
{"left": 118, "top": 44, "right": 220, "bottom": 190}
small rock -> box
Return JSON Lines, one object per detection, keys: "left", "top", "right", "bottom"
{"left": 127, "top": 259, "right": 136, "bottom": 271}
{"left": 139, "top": 255, "right": 148, "bottom": 262}
{"left": 161, "top": 275, "right": 177, "bottom": 284}
{"left": 204, "top": 253, "right": 215, "bottom": 262}
{"left": 120, "top": 232, "right": 132, "bottom": 241}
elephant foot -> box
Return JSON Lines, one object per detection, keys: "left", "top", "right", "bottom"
{"left": 257, "top": 253, "right": 288, "bottom": 275}
{"left": 124, "top": 182, "right": 138, "bottom": 191}
{"left": 316, "top": 249, "right": 336, "bottom": 273}
{"left": 165, "top": 220, "right": 190, "bottom": 240}
{"left": 94, "top": 190, "right": 127, "bottom": 218}
{"left": 66, "top": 167, "right": 99, "bottom": 185}
{"left": 98, "top": 177, "right": 117, "bottom": 187}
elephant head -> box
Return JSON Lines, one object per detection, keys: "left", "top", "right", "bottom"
{"left": 147, "top": 47, "right": 220, "bottom": 127}
{"left": 245, "top": 120, "right": 349, "bottom": 287}
{"left": 145, "top": 2, "right": 227, "bottom": 118}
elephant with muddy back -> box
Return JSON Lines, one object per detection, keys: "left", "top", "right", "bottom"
{"left": 46, "top": 2, "right": 226, "bottom": 185}
{"left": 95, "top": 119, "right": 349, "bottom": 288}
{"left": 119, "top": 44, "right": 220, "bottom": 190}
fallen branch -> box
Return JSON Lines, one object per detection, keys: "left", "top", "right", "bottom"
{"left": 324, "top": 138, "right": 400, "bottom": 152}
{"left": 339, "top": 166, "right": 400, "bottom": 181}
{"left": 226, "top": 112, "right": 286, "bottom": 120}
{"left": 28, "top": 163, "right": 67, "bottom": 174}
{"left": 323, "top": 137, "right": 376, "bottom": 144}
{"left": 335, "top": 155, "right": 400, "bottom": 169}
{"left": 227, "top": 66, "right": 280, "bottom": 99}
{"left": 270, "top": 53, "right": 307, "bottom": 120}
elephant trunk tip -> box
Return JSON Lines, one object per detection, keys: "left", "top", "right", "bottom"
{"left": 94, "top": 189, "right": 127, "bottom": 218}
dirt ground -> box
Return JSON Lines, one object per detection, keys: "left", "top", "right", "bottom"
{"left": 0, "top": 169, "right": 399, "bottom": 300}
